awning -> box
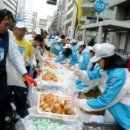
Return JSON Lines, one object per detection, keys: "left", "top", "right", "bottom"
{"left": 80, "top": 20, "right": 130, "bottom": 32}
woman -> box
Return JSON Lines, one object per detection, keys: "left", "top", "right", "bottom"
{"left": 68, "top": 43, "right": 130, "bottom": 130}
{"left": 54, "top": 44, "right": 78, "bottom": 65}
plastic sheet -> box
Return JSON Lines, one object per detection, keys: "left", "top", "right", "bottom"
{"left": 15, "top": 115, "right": 83, "bottom": 130}
{"left": 28, "top": 86, "right": 39, "bottom": 107}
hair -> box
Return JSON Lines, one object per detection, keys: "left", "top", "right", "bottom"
{"left": 41, "top": 29, "right": 48, "bottom": 35}
{"left": 63, "top": 48, "right": 72, "bottom": 57}
{"left": 34, "top": 35, "right": 43, "bottom": 43}
{"left": 0, "top": 9, "right": 15, "bottom": 22}
{"left": 103, "top": 54, "right": 127, "bottom": 70}
{"left": 60, "top": 34, "right": 65, "bottom": 39}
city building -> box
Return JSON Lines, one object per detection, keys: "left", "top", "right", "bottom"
{"left": 81, "top": 0, "right": 130, "bottom": 56}
{"left": 16, "top": 0, "right": 26, "bottom": 21}
{"left": 23, "top": 0, "right": 34, "bottom": 32}
{"left": 39, "top": 19, "right": 47, "bottom": 30}
{"left": 0, "top": 0, "right": 19, "bottom": 17}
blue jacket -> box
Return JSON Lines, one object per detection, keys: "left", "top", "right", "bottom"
{"left": 52, "top": 43, "right": 63, "bottom": 56}
{"left": 54, "top": 51, "right": 78, "bottom": 65}
{"left": 77, "top": 49, "right": 90, "bottom": 70}
{"left": 80, "top": 68, "right": 130, "bottom": 130}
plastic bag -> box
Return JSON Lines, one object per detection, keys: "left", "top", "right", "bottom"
{"left": 28, "top": 86, "right": 39, "bottom": 107}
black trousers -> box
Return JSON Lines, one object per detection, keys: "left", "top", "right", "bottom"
{"left": 0, "top": 71, "right": 9, "bottom": 130}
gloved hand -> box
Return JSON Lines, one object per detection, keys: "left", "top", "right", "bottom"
{"left": 73, "top": 69, "right": 82, "bottom": 78}
{"left": 24, "top": 75, "right": 37, "bottom": 87}
{"left": 67, "top": 97, "right": 80, "bottom": 107}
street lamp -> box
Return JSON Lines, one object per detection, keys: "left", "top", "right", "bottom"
{"left": 72, "top": 0, "right": 78, "bottom": 38}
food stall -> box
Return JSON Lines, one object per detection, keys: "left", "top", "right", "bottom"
{"left": 15, "top": 52, "right": 123, "bottom": 130}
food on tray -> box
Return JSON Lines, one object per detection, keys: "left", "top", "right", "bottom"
{"left": 42, "top": 72, "right": 58, "bottom": 82}
{"left": 44, "top": 62, "right": 57, "bottom": 69}
{"left": 48, "top": 53, "right": 56, "bottom": 58}
{"left": 31, "top": 118, "right": 65, "bottom": 130}
{"left": 39, "top": 93, "right": 75, "bottom": 115}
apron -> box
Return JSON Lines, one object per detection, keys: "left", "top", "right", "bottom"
{"left": 0, "top": 32, "right": 9, "bottom": 101}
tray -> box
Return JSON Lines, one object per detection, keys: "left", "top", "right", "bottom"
{"left": 19, "top": 115, "right": 82, "bottom": 130}
{"left": 37, "top": 92, "right": 78, "bottom": 122}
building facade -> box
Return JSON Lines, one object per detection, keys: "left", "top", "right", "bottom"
{"left": 0, "top": 0, "right": 19, "bottom": 17}
{"left": 39, "top": 19, "right": 47, "bottom": 30}
{"left": 81, "top": 0, "right": 130, "bottom": 56}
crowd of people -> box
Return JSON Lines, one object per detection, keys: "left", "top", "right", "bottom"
{"left": 0, "top": 9, "right": 130, "bottom": 130}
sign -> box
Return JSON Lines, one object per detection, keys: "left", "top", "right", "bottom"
{"left": 94, "top": 0, "right": 106, "bottom": 13}
{"left": 46, "top": 0, "right": 57, "bottom": 5}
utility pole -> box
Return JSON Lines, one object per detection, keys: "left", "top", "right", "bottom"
{"left": 72, "top": 0, "right": 78, "bottom": 39}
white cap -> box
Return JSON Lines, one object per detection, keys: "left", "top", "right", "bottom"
{"left": 16, "top": 21, "right": 26, "bottom": 28}
{"left": 33, "top": 28, "right": 41, "bottom": 35}
{"left": 91, "top": 43, "right": 115, "bottom": 63}
{"left": 71, "top": 39, "right": 77, "bottom": 43}
{"left": 87, "top": 46, "right": 93, "bottom": 51}
{"left": 57, "top": 38, "right": 62, "bottom": 42}
{"left": 63, "top": 44, "right": 72, "bottom": 50}
{"left": 77, "top": 41, "right": 85, "bottom": 49}
{"left": 55, "top": 36, "right": 59, "bottom": 40}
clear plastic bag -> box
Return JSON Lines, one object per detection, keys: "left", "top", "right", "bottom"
{"left": 28, "top": 86, "right": 39, "bottom": 107}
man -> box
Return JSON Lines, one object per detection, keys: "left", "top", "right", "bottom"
{"left": 0, "top": 9, "right": 37, "bottom": 130}
{"left": 14, "top": 21, "right": 41, "bottom": 75}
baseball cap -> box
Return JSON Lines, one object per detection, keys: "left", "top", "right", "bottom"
{"left": 91, "top": 43, "right": 115, "bottom": 63}
{"left": 33, "top": 28, "right": 41, "bottom": 35}
{"left": 77, "top": 41, "right": 85, "bottom": 49}
{"left": 71, "top": 39, "right": 77, "bottom": 43}
{"left": 57, "top": 38, "right": 62, "bottom": 43}
{"left": 63, "top": 44, "right": 72, "bottom": 50}
{"left": 16, "top": 21, "right": 26, "bottom": 28}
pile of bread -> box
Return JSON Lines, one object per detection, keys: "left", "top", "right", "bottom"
{"left": 42, "top": 72, "right": 58, "bottom": 82}
{"left": 39, "top": 93, "right": 75, "bottom": 115}
{"left": 44, "top": 62, "right": 57, "bottom": 69}
{"left": 48, "top": 53, "right": 56, "bottom": 59}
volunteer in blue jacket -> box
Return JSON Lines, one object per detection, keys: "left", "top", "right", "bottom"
{"left": 75, "top": 41, "right": 90, "bottom": 90}
{"left": 54, "top": 44, "right": 78, "bottom": 65}
{"left": 68, "top": 43, "right": 130, "bottom": 130}
{"left": 76, "top": 41, "right": 90, "bottom": 70}
{"left": 70, "top": 39, "right": 77, "bottom": 53}
{"left": 51, "top": 38, "right": 63, "bottom": 56}
{"left": 0, "top": 9, "right": 37, "bottom": 130}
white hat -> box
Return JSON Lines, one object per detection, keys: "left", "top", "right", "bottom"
{"left": 33, "top": 28, "right": 41, "bottom": 35}
{"left": 57, "top": 38, "right": 62, "bottom": 42}
{"left": 63, "top": 44, "right": 72, "bottom": 50}
{"left": 91, "top": 43, "right": 115, "bottom": 63}
{"left": 55, "top": 36, "right": 59, "bottom": 40}
{"left": 71, "top": 39, "right": 77, "bottom": 43}
{"left": 77, "top": 41, "right": 85, "bottom": 49}
{"left": 16, "top": 21, "right": 26, "bottom": 28}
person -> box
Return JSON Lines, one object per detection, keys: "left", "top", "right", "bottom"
{"left": 25, "top": 28, "right": 41, "bottom": 42}
{"left": 70, "top": 39, "right": 77, "bottom": 53}
{"left": 50, "top": 38, "right": 63, "bottom": 56}
{"left": 68, "top": 43, "right": 130, "bottom": 130}
{"left": 54, "top": 44, "right": 78, "bottom": 65}
{"left": 74, "top": 41, "right": 91, "bottom": 91}
{"left": 127, "top": 54, "right": 130, "bottom": 71}
{"left": 14, "top": 21, "right": 40, "bottom": 75}
{"left": 32, "top": 35, "right": 43, "bottom": 78}
{"left": 76, "top": 41, "right": 90, "bottom": 70}
{"left": 41, "top": 30, "right": 50, "bottom": 51}
{"left": 0, "top": 9, "right": 37, "bottom": 130}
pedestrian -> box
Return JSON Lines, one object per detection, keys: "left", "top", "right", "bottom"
{"left": 0, "top": 9, "right": 37, "bottom": 130}
{"left": 14, "top": 21, "right": 41, "bottom": 75}
{"left": 68, "top": 43, "right": 130, "bottom": 130}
